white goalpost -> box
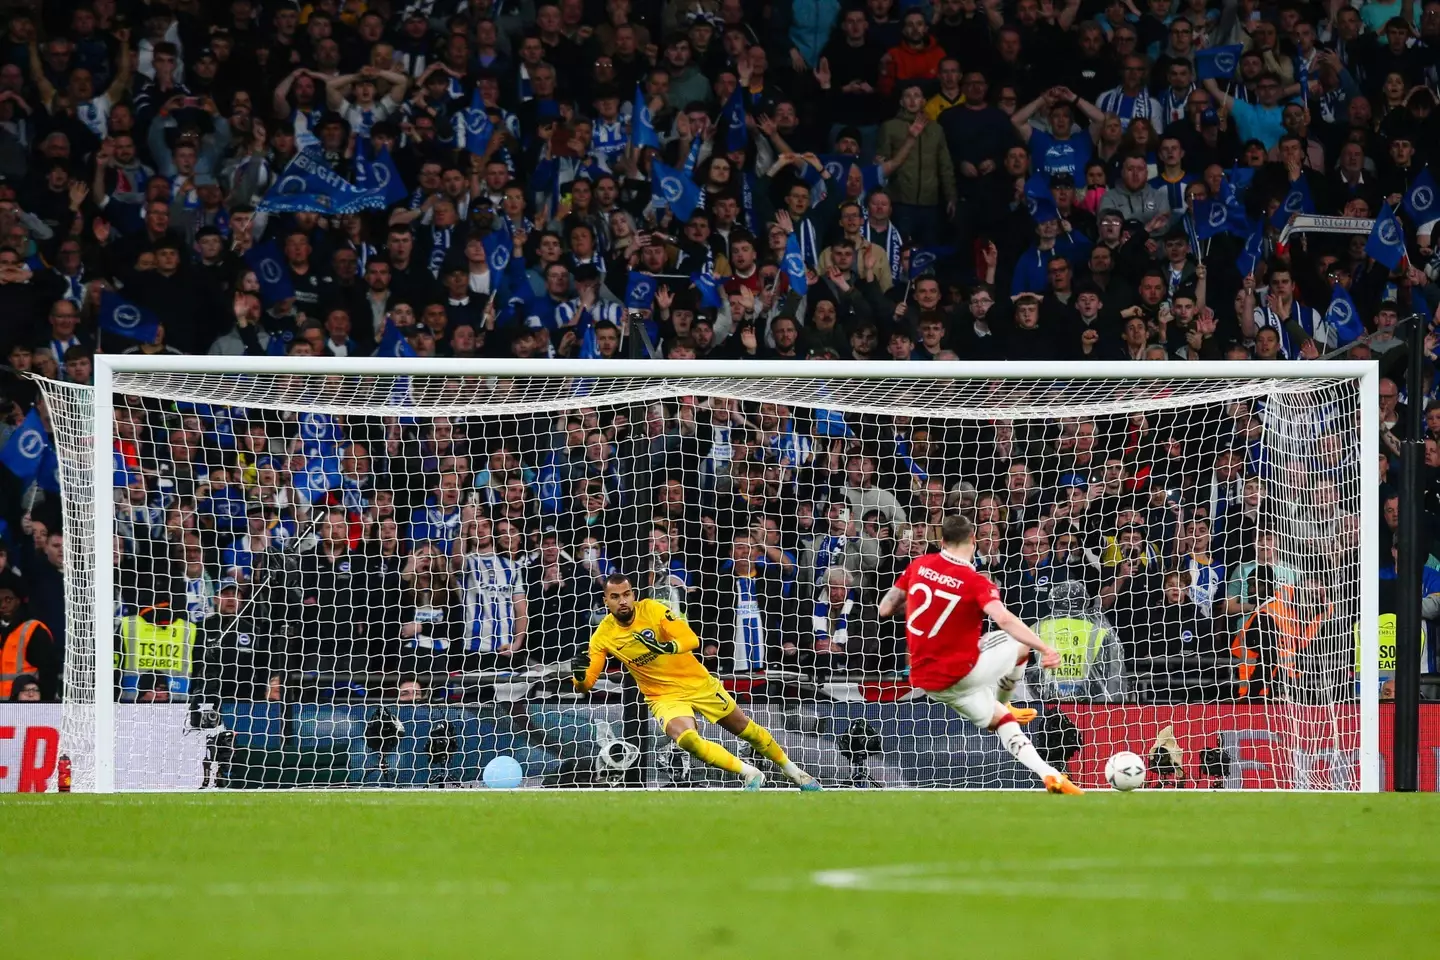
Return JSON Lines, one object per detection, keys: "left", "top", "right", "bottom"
{"left": 38, "top": 357, "right": 1380, "bottom": 792}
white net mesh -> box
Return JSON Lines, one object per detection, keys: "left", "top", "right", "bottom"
{"left": 41, "top": 365, "right": 1371, "bottom": 790}
{"left": 33, "top": 379, "right": 98, "bottom": 791}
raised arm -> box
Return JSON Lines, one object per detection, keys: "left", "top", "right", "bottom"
{"left": 273, "top": 68, "right": 302, "bottom": 120}
{"left": 379, "top": 69, "right": 410, "bottom": 104}
{"left": 326, "top": 72, "right": 359, "bottom": 109}
{"left": 104, "top": 45, "right": 134, "bottom": 104}
{"left": 1057, "top": 0, "right": 1083, "bottom": 31}
{"left": 1202, "top": 77, "right": 1236, "bottom": 112}
{"left": 875, "top": 114, "right": 924, "bottom": 176}
{"left": 1067, "top": 89, "right": 1107, "bottom": 126}
{"left": 27, "top": 40, "right": 56, "bottom": 107}
{"left": 1012, "top": 90, "right": 1052, "bottom": 141}
{"left": 981, "top": 0, "right": 1006, "bottom": 31}
{"left": 1239, "top": 273, "right": 1258, "bottom": 338}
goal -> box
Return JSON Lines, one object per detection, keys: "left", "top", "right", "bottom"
{"left": 39, "top": 358, "right": 1381, "bottom": 792}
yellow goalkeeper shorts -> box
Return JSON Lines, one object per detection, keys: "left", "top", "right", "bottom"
{"left": 649, "top": 680, "right": 739, "bottom": 730}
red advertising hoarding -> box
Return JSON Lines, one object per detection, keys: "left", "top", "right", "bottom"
{"left": 1060, "top": 702, "right": 1440, "bottom": 791}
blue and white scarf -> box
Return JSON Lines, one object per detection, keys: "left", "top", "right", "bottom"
{"left": 732, "top": 575, "right": 766, "bottom": 671}
{"left": 56, "top": 266, "right": 85, "bottom": 306}
{"left": 428, "top": 225, "right": 454, "bottom": 276}
{"left": 813, "top": 591, "right": 855, "bottom": 649}
{"left": 864, "top": 222, "right": 904, "bottom": 279}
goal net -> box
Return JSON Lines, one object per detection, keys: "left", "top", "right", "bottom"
{"left": 40, "top": 359, "right": 1379, "bottom": 791}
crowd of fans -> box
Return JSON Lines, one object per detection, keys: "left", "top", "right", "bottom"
{"left": 0, "top": 0, "right": 1436, "bottom": 706}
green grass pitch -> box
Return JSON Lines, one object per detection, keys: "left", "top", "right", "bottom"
{"left": 3, "top": 791, "right": 1434, "bottom": 959}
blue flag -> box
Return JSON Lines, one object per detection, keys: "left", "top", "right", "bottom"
{"left": 1403, "top": 168, "right": 1438, "bottom": 224}
{"left": 631, "top": 87, "right": 661, "bottom": 150}
{"left": 1271, "top": 176, "right": 1316, "bottom": 227}
{"left": 821, "top": 154, "right": 855, "bottom": 188}
{"left": 909, "top": 245, "right": 954, "bottom": 279}
{"left": 353, "top": 143, "right": 408, "bottom": 206}
{"left": 783, "top": 233, "right": 808, "bottom": 296}
{"left": 721, "top": 85, "right": 747, "bottom": 152}
{"left": 819, "top": 155, "right": 884, "bottom": 199}
{"left": 692, "top": 272, "right": 724, "bottom": 308}
{"left": 1367, "top": 203, "right": 1407, "bottom": 271}
{"left": 1024, "top": 171, "right": 1052, "bottom": 202}
{"left": 459, "top": 89, "right": 495, "bottom": 155}
{"left": 98, "top": 289, "right": 160, "bottom": 343}
{"left": 243, "top": 241, "right": 298, "bottom": 306}
{"left": 651, "top": 158, "right": 701, "bottom": 221}
{"left": 377, "top": 318, "right": 418, "bottom": 358}
{"left": 1196, "top": 44, "right": 1243, "bottom": 80}
{"left": 1325, "top": 282, "right": 1365, "bottom": 346}
{"left": 1237, "top": 227, "right": 1265, "bottom": 277}
{"left": 298, "top": 455, "right": 343, "bottom": 503}
{"left": 1222, "top": 191, "right": 1254, "bottom": 236}
{"left": 625, "top": 272, "right": 657, "bottom": 309}
{"left": 1029, "top": 197, "right": 1060, "bottom": 224}
{"left": 0, "top": 409, "right": 50, "bottom": 481}
{"left": 36, "top": 446, "right": 59, "bottom": 493}
{"left": 481, "top": 224, "right": 513, "bottom": 273}
{"left": 259, "top": 147, "right": 387, "bottom": 215}
{"left": 1192, "top": 198, "right": 1232, "bottom": 240}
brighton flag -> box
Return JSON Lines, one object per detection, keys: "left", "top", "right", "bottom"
{"left": 98, "top": 289, "right": 160, "bottom": 343}
{"left": 243, "top": 241, "right": 297, "bottom": 305}
{"left": 1324, "top": 282, "right": 1365, "bottom": 346}
{"left": 1196, "top": 44, "right": 1243, "bottom": 81}
{"left": 625, "top": 272, "right": 656, "bottom": 309}
{"left": 0, "top": 409, "right": 50, "bottom": 480}
{"left": 1403, "top": 168, "right": 1437, "bottom": 224}
{"left": 783, "top": 233, "right": 808, "bottom": 296}
{"left": 630, "top": 87, "right": 661, "bottom": 150}
{"left": 1366, "top": 203, "right": 1407, "bottom": 271}
{"left": 650, "top": 159, "right": 701, "bottom": 221}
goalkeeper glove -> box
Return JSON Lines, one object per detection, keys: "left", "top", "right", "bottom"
{"left": 570, "top": 655, "right": 591, "bottom": 687}
{"left": 634, "top": 631, "right": 680, "bottom": 656}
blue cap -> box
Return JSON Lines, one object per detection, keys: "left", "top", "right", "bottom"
{"left": 1057, "top": 472, "right": 1089, "bottom": 490}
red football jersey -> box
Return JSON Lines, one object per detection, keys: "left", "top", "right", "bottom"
{"left": 893, "top": 552, "right": 1001, "bottom": 691}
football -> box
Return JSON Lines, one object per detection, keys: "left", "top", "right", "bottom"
{"left": 1105, "top": 751, "right": 1148, "bottom": 791}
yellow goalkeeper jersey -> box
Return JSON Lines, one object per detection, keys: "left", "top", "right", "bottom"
{"left": 580, "top": 599, "right": 713, "bottom": 700}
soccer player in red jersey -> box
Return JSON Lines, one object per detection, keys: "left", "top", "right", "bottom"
{"left": 879, "top": 514, "right": 1084, "bottom": 794}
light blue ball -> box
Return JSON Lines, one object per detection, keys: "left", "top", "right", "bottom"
{"left": 483, "top": 755, "right": 524, "bottom": 789}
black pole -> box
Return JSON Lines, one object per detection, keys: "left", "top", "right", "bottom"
{"left": 1393, "top": 310, "right": 1426, "bottom": 792}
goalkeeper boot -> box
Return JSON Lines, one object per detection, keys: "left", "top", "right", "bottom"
{"left": 1005, "top": 706, "right": 1038, "bottom": 725}
{"left": 794, "top": 771, "right": 823, "bottom": 792}
{"left": 740, "top": 763, "right": 766, "bottom": 791}
{"left": 1044, "top": 773, "right": 1084, "bottom": 796}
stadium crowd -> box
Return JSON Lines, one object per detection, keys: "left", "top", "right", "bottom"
{"left": 0, "top": 0, "right": 1437, "bottom": 707}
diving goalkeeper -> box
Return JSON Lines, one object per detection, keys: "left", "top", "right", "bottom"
{"left": 572, "top": 573, "right": 821, "bottom": 791}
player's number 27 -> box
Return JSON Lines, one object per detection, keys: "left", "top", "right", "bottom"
{"left": 906, "top": 583, "right": 962, "bottom": 637}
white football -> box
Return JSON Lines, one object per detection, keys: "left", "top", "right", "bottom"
{"left": 1104, "top": 751, "right": 1147, "bottom": 791}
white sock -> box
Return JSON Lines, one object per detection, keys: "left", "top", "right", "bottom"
{"left": 995, "top": 720, "right": 1058, "bottom": 781}
{"left": 780, "top": 760, "right": 808, "bottom": 782}
{"left": 740, "top": 762, "right": 764, "bottom": 780}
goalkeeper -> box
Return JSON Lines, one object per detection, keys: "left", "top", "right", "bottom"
{"left": 573, "top": 573, "right": 821, "bottom": 791}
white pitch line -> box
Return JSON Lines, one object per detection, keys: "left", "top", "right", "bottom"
{"left": 804, "top": 859, "right": 1440, "bottom": 906}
